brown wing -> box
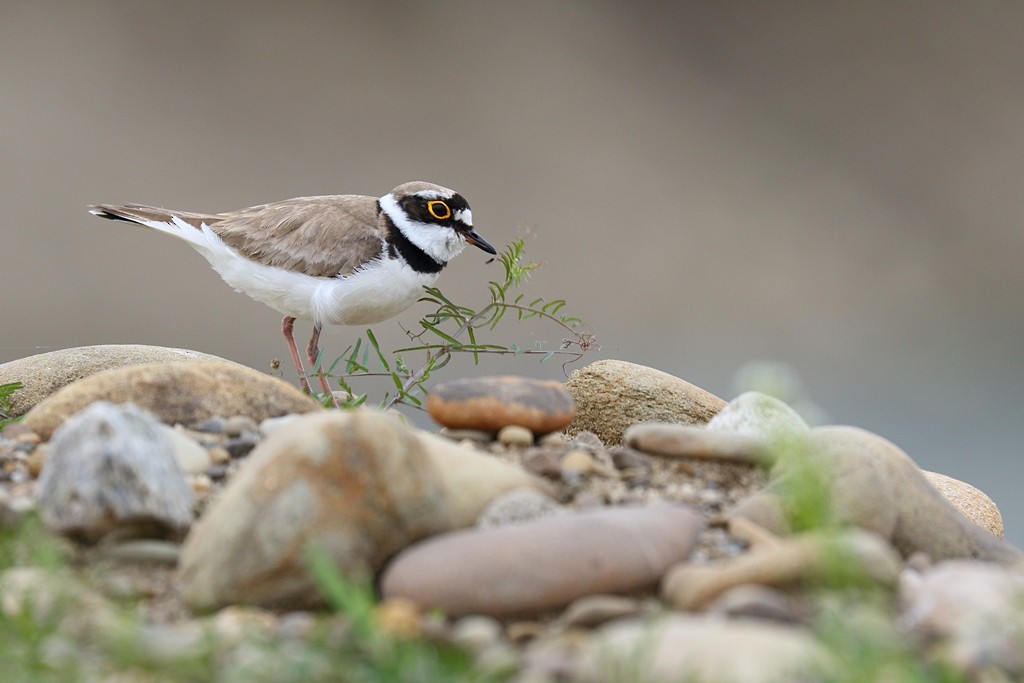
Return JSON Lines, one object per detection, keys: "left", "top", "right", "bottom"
{"left": 211, "top": 195, "right": 384, "bottom": 277}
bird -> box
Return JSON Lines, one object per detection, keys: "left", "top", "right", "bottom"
{"left": 89, "top": 181, "right": 497, "bottom": 396}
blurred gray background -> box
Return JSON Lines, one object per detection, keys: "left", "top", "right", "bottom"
{"left": 3, "top": 2, "right": 1022, "bottom": 541}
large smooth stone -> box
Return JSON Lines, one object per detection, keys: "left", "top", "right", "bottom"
{"left": 564, "top": 360, "right": 725, "bottom": 445}
{"left": 379, "top": 504, "right": 700, "bottom": 618}
{"left": 731, "top": 426, "right": 1024, "bottom": 563}
{"left": 36, "top": 401, "right": 194, "bottom": 542}
{"left": 24, "top": 361, "right": 319, "bottom": 439}
{"left": 178, "top": 410, "right": 549, "bottom": 612}
{"left": 0, "top": 345, "right": 237, "bottom": 418}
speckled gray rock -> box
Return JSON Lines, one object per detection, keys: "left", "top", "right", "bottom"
{"left": 36, "top": 401, "right": 194, "bottom": 542}
{"left": 565, "top": 360, "right": 725, "bottom": 446}
{"left": 0, "top": 345, "right": 236, "bottom": 418}
{"left": 380, "top": 504, "right": 701, "bottom": 618}
{"left": 24, "top": 361, "right": 320, "bottom": 440}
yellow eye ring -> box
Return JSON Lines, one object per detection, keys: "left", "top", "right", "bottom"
{"left": 427, "top": 200, "right": 452, "bottom": 221}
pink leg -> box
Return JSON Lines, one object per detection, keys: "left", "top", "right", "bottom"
{"left": 306, "top": 323, "right": 334, "bottom": 398}
{"left": 282, "top": 316, "right": 312, "bottom": 394}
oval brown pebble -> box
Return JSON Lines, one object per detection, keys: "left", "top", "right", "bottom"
{"left": 426, "top": 376, "right": 575, "bottom": 434}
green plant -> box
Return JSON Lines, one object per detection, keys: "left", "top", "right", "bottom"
{"left": 305, "top": 545, "right": 507, "bottom": 683}
{"left": 310, "top": 238, "right": 595, "bottom": 410}
{"left": 0, "top": 380, "right": 23, "bottom": 429}
{"left": 812, "top": 595, "right": 967, "bottom": 683}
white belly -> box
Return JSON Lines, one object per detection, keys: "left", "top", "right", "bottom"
{"left": 185, "top": 223, "right": 439, "bottom": 325}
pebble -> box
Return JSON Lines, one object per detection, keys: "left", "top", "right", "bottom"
{"left": 25, "top": 447, "right": 47, "bottom": 478}
{"left": 205, "top": 464, "right": 229, "bottom": 481}
{"left": 521, "top": 448, "right": 562, "bottom": 479}
{"left": 179, "top": 410, "right": 548, "bottom": 612}
{"left": 498, "top": 425, "right": 535, "bottom": 447}
{"left": 477, "top": 488, "right": 562, "bottom": 529}
{"left": 426, "top": 376, "right": 576, "bottom": 434}
{"left": 276, "top": 611, "right": 318, "bottom": 640}
{"left": 373, "top": 597, "right": 423, "bottom": 638}
{"left": 441, "top": 428, "right": 494, "bottom": 444}
{"left": 506, "top": 621, "right": 545, "bottom": 643}
{"left": 564, "top": 359, "right": 726, "bottom": 445}
{"left": 624, "top": 423, "right": 767, "bottom": 465}
{"left": 91, "top": 540, "right": 181, "bottom": 565}
{"left": 559, "top": 594, "right": 644, "bottom": 628}
{"left": 223, "top": 432, "right": 260, "bottom": 459}
{"left": 537, "top": 432, "right": 565, "bottom": 447}
{"left": 36, "top": 401, "right": 194, "bottom": 543}
{"left": 380, "top": 504, "right": 701, "bottom": 618}
{"left": 207, "top": 446, "right": 231, "bottom": 465}
{"left": 705, "top": 584, "right": 804, "bottom": 623}
{"left": 192, "top": 416, "right": 226, "bottom": 433}
{"left": 163, "top": 425, "right": 211, "bottom": 474}
{"left": 559, "top": 449, "right": 598, "bottom": 475}
{"left": 222, "top": 415, "right": 259, "bottom": 438}
{"left": 452, "top": 615, "right": 504, "bottom": 653}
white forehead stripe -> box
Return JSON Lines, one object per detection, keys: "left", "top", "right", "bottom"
{"left": 454, "top": 208, "right": 473, "bottom": 225}
{"left": 413, "top": 188, "right": 454, "bottom": 200}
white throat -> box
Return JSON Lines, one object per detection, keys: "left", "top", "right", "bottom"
{"left": 379, "top": 192, "right": 467, "bottom": 264}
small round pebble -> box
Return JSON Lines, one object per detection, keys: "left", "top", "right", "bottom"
{"left": 452, "top": 615, "right": 504, "bottom": 653}
{"left": 499, "top": 425, "right": 535, "bottom": 448}
{"left": 559, "top": 450, "right": 597, "bottom": 475}
{"left": 207, "top": 446, "right": 231, "bottom": 465}
{"left": 373, "top": 597, "right": 422, "bottom": 638}
{"left": 222, "top": 415, "right": 259, "bottom": 438}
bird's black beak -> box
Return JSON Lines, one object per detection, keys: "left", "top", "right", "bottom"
{"left": 464, "top": 229, "right": 497, "bottom": 255}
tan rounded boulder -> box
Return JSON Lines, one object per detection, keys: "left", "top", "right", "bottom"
{"left": 426, "top": 376, "right": 576, "bottom": 434}
{"left": 923, "top": 470, "right": 1004, "bottom": 539}
{"left": 565, "top": 359, "right": 726, "bottom": 445}
{"left": 0, "top": 345, "right": 239, "bottom": 418}
{"left": 23, "top": 361, "right": 320, "bottom": 439}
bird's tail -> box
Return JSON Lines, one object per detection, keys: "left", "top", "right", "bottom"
{"left": 88, "top": 203, "right": 223, "bottom": 243}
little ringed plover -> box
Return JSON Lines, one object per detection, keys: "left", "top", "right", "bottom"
{"left": 89, "top": 181, "right": 497, "bottom": 394}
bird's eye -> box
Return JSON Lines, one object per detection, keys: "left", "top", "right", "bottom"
{"left": 427, "top": 200, "right": 451, "bottom": 221}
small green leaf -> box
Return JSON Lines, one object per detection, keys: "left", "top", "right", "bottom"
{"left": 366, "top": 329, "right": 390, "bottom": 372}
